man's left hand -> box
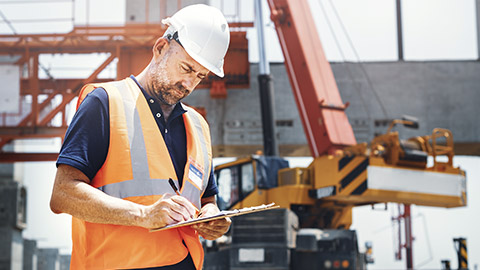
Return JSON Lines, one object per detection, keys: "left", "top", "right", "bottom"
{"left": 191, "top": 202, "right": 231, "bottom": 240}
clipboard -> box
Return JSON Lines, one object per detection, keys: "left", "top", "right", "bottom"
{"left": 150, "top": 203, "right": 279, "bottom": 232}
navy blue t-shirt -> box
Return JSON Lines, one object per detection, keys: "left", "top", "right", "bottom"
{"left": 57, "top": 76, "right": 218, "bottom": 198}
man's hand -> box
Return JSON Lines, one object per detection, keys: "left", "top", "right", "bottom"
{"left": 141, "top": 194, "right": 197, "bottom": 230}
{"left": 51, "top": 165, "right": 198, "bottom": 230}
{"left": 191, "top": 199, "right": 231, "bottom": 240}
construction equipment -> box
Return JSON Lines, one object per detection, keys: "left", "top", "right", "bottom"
{"left": 453, "top": 238, "right": 468, "bottom": 270}
{"left": 205, "top": 0, "right": 467, "bottom": 269}
{"left": 440, "top": 238, "right": 469, "bottom": 270}
{"left": 441, "top": 260, "right": 451, "bottom": 270}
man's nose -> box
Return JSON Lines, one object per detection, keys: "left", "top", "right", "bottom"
{"left": 182, "top": 75, "right": 199, "bottom": 91}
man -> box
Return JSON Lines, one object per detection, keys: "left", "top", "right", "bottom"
{"left": 50, "top": 4, "right": 231, "bottom": 270}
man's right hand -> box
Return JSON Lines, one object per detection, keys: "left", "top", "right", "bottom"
{"left": 140, "top": 194, "right": 197, "bottom": 229}
{"left": 51, "top": 165, "right": 197, "bottom": 230}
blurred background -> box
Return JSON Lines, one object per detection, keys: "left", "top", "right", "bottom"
{"left": 0, "top": 0, "right": 479, "bottom": 269}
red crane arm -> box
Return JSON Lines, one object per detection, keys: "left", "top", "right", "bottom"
{"left": 267, "top": 0, "right": 356, "bottom": 157}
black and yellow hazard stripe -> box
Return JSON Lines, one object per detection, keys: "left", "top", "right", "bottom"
{"left": 441, "top": 260, "right": 451, "bottom": 270}
{"left": 338, "top": 156, "right": 369, "bottom": 196}
{"left": 454, "top": 238, "right": 468, "bottom": 270}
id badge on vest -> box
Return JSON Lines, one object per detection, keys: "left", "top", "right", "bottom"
{"left": 188, "top": 158, "right": 204, "bottom": 190}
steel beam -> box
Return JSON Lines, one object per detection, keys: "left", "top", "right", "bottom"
{"left": 20, "top": 78, "right": 112, "bottom": 95}
{"left": 0, "top": 23, "right": 252, "bottom": 54}
{"left": 0, "top": 126, "right": 67, "bottom": 136}
{"left": 0, "top": 153, "right": 58, "bottom": 162}
{"left": 396, "top": 0, "right": 404, "bottom": 61}
{"left": 36, "top": 53, "right": 115, "bottom": 126}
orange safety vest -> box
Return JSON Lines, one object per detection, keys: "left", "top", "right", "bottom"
{"left": 70, "top": 77, "right": 212, "bottom": 270}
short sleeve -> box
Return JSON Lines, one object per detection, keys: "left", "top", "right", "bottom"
{"left": 202, "top": 161, "right": 218, "bottom": 198}
{"left": 56, "top": 88, "right": 110, "bottom": 180}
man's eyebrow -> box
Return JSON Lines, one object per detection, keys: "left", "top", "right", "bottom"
{"left": 181, "top": 61, "right": 207, "bottom": 77}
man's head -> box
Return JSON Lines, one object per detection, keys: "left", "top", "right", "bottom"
{"left": 144, "top": 4, "right": 230, "bottom": 106}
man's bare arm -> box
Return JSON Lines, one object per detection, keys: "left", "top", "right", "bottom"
{"left": 50, "top": 164, "right": 196, "bottom": 229}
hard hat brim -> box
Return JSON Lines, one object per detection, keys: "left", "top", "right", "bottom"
{"left": 178, "top": 36, "right": 225, "bottom": 78}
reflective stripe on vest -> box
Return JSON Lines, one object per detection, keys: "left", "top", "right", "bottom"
{"left": 181, "top": 108, "right": 211, "bottom": 207}
{"left": 186, "top": 107, "right": 210, "bottom": 190}
{"left": 91, "top": 79, "right": 209, "bottom": 210}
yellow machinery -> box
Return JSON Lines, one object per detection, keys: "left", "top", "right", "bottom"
{"left": 209, "top": 118, "right": 466, "bottom": 270}
{"left": 215, "top": 118, "right": 466, "bottom": 229}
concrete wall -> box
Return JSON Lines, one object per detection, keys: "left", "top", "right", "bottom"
{"left": 184, "top": 61, "right": 480, "bottom": 156}
{"left": 23, "top": 239, "right": 37, "bottom": 270}
{"left": 23, "top": 244, "right": 66, "bottom": 270}
{"left": 333, "top": 61, "right": 480, "bottom": 142}
{"left": 37, "top": 249, "right": 59, "bottom": 270}
{"left": 59, "top": 255, "right": 70, "bottom": 270}
{"left": 0, "top": 181, "right": 24, "bottom": 270}
{"left": 0, "top": 145, "right": 14, "bottom": 183}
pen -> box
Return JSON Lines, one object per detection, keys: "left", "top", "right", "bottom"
{"left": 168, "top": 178, "right": 181, "bottom": 196}
{"left": 169, "top": 178, "right": 200, "bottom": 215}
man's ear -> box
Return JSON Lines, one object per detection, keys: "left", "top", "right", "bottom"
{"left": 153, "top": 37, "right": 169, "bottom": 58}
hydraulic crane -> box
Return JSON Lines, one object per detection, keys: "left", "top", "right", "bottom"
{"left": 205, "top": 0, "right": 467, "bottom": 269}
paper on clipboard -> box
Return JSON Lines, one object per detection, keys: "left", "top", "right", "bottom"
{"left": 150, "top": 203, "right": 279, "bottom": 232}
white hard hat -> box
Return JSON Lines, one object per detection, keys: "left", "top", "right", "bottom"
{"left": 162, "top": 4, "right": 230, "bottom": 78}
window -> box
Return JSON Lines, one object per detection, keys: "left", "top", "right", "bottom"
{"left": 241, "top": 163, "right": 254, "bottom": 195}
{"left": 217, "top": 167, "right": 239, "bottom": 210}
{"left": 216, "top": 161, "right": 257, "bottom": 210}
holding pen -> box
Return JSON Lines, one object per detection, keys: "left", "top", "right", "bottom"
{"left": 169, "top": 178, "right": 200, "bottom": 216}
{"left": 168, "top": 178, "right": 181, "bottom": 196}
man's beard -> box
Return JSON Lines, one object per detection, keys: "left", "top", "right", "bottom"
{"left": 147, "top": 57, "right": 190, "bottom": 106}
{"left": 154, "top": 81, "right": 190, "bottom": 106}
